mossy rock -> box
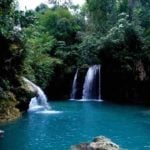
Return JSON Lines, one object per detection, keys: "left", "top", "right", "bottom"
{"left": 0, "top": 105, "right": 21, "bottom": 122}
{"left": 0, "top": 76, "right": 37, "bottom": 122}
{"left": 0, "top": 91, "right": 21, "bottom": 122}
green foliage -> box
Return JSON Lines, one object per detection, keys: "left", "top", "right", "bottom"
{"left": 0, "top": 0, "right": 15, "bottom": 37}
{"left": 86, "top": 0, "right": 118, "bottom": 33}
{"left": 80, "top": 12, "right": 144, "bottom": 72}
{"left": 0, "top": 0, "right": 150, "bottom": 105}
{"left": 22, "top": 5, "right": 84, "bottom": 90}
{"left": 0, "top": 0, "right": 26, "bottom": 77}
{"left": 38, "top": 7, "right": 81, "bottom": 43}
{"left": 79, "top": 34, "right": 100, "bottom": 65}
{"left": 23, "top": 25, "right": 61, "bottom": 88}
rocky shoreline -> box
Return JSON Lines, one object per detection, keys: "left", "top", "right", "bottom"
{"left": 0, "top": 77, "right": 36, "bottom": 123}
{"left": 70, "top": 136, "right": 121, "bottom": 150}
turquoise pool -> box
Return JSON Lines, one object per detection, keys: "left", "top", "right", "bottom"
{"left": 0, "top": 100, "right": 150, "bottom": 150}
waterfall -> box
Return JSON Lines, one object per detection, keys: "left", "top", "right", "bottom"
{"left": 82, "top": 65, "right": 101, "bottom": 99}
{"left": 70, "top": 69, "right": 78, "bottom": 99}
{"left": 23, "top": 78, "right": 50, "bottom": 111}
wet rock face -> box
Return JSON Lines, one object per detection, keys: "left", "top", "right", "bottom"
{"left": 70, "top": 136, "right": 120, "bottom": 150}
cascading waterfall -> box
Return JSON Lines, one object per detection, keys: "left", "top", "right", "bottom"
{"left": 70, "top": 69, "right": 78, "bottom": 99}
{"left": 23, "top": 78, "right": 50, "bottom": 111}
{"left": 82, "top": 65, "right": 101, "bottom": 99}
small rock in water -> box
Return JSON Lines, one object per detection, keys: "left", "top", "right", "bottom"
{"left": 70, "top": 136, "right": 120, "bottom": 150}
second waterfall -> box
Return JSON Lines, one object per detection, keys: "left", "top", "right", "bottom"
{"left": 82, "top": 65, "right": 101, "bottom": 99}
{"left": 70, "top": 65, "right": 101, "bottom": 100}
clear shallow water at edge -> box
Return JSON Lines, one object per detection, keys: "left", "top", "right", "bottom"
{"left": 1, "top": 100, "right": 150, "bottom": 150}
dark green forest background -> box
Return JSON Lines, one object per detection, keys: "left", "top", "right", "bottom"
{"left": 0, "top": 0, "right": 150, "bottom": 121}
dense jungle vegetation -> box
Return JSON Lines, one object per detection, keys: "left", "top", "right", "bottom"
{"left": 0, "top": 0, "right": 150, "bottom": 121}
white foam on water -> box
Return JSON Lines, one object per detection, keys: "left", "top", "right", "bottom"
{"left": 35, "top": 110, "right": 63, "bottom": 114}
{"left": 28, "top": 106, "right": 44, "bottom": 112}
{"left": 71, "top": 99, "right": 103, "bottom": 102}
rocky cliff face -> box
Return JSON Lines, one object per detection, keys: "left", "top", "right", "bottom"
{"left": 0, "top": 91, "right": 20, "bottom": 122}
{"left": 0, "top": 34, "right": 30, "bottom": 122}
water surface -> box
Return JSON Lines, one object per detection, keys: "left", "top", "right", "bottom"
{"left": 0, "top": 100, "right": 150, "bottom": 150}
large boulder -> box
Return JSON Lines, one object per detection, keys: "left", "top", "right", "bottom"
{"left": 14, "top": 77, "right": 37, "bottom": 111}
{"left": 21, "top": 77, "right": 37, "bottom": 94}
{"left": 70, "top": 136, "right": 121, "bottom": 150}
